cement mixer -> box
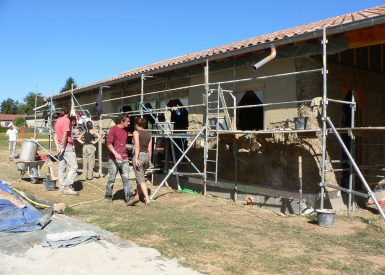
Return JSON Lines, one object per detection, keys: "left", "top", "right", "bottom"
{"left": 15, "top": 140, "right": 46, "bottom": 184}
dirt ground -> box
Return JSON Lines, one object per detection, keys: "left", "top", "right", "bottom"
{"left": 1, "top": 139, "right": 385, "bottom": 274}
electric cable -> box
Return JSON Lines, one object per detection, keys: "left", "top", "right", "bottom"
{"left": 12, "top": 187, "right": 51, "bottom": 208}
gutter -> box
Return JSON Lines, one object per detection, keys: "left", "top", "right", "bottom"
{"left": 53, "top": 14, "right": 385, "bottom": 100}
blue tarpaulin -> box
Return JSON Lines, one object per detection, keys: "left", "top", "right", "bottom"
{"left": 0, "top": 180, "right": 48, "bottom": 232}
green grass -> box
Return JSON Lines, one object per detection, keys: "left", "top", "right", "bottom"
{"left": 2, "top": 137, "right": 385, "bottom": 274}
{"left": 65, "top": 200, "right": 385, "bottom": 274}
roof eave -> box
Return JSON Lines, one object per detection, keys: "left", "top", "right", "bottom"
{"left": 53, "top": 14, "right": 385, "bottom": 100}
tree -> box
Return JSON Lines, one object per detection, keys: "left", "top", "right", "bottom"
{"left": 13, "top": 117, "right": 26, "bottom": 127}
{"left": 22, "top": 92, "right": 45, "bottom": 115}
{"left": 60, "top": 77, "right": 77, "bottom": 93}
{"left": 16, "top": 104, "right": 28, "bottom": 115}
{"left": 0, "top": 98, "right": 19, "bottom": 114}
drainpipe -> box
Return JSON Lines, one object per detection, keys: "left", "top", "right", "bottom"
{"left": 252, "top": 46, "right": 277, "bottom": 70}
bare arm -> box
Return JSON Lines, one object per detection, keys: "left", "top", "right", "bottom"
{"left": 148, "top": 138, "right": 152, "bottom": 163}
{"left": 54, "top": 133, "right": 63, "bottom": 155}
{"left": 54, "top": 133, "right": 58, "bottom": 148}
{"left": 107, "top": 143, "right": 122, "bottom": 160}
{"left": 133, "top": 131, "right": 140, "bottom": 167}
{"left": 61, "top": 132, "right": 68, "bottom": 149}
{"left": 77, "top": 131, "right": 85, "bottom": 144}
{"left": 106, "top": 128, "right": 122, "bottom": 160}
{"left": 92, "top": 129, "right": 102, "bottom": 144}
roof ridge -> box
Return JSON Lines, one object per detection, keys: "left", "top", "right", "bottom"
{"left": 67, "top": 4, "right": 385, "bottom": 94}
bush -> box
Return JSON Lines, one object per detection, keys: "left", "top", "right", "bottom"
{"left": 13, "top": 117, "right": 26, "bottom": 127}
{"left": 0, "top": 127, "right": 7, "bottom": 133}
{"left": 24, "top": 127, "right": 35, "bottom": 133}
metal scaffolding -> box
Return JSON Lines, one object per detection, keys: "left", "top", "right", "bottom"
{"left": 69, "top": 26, "right": 385, "bottom": 219}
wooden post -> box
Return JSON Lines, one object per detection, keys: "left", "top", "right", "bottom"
{"left": 298, "top": 155, "right": 303, "bottom": 215}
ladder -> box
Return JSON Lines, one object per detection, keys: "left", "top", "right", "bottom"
{"left": 218, "top": 85, "right": 233, "bottom": 131}
{"left": 141, "top": 103, "right": 204, "bottom": 186}
{"left": 204, "top": 85, "right": 224, "bottom": 184}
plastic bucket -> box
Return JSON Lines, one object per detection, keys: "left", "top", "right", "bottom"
{"left": 294, "top": 117, "right": 308, "bottom": 130}
{"left": 20, "top": 140, "right": 38, "bottom": 161}
{"left": 316, "top": 209, "right": 336, "bottom": 228}
{"left": 16, "top": 162, "right": 27, "bottom": 172}
{"left": 43, "top": 179, "right": 57, "bottom": 191}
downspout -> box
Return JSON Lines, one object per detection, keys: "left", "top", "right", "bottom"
{"left": 252, "top": 46, "right": 277, "bottom": 70}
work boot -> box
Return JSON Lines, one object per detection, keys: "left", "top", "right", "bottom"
{"left": 105, "top": 197, "right": 113, "bottom": 203}
{"left": 125, "top": 194, "right": 137, "bottom": 206}
{"left": 60, "top": 187, "right": 79, "bottom": 196}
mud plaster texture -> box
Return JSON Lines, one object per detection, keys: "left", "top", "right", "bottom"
{"left": 295, "top": 57, "right": 338, "bottom": 191}
{"left": 185, "top": 56, "right": 385, "bottom": 194}
{"left": 76, "top": 55, "right": 384, "bottom": 194}
{"left": 327, "top": 59, "right": 385, "bottom": 188}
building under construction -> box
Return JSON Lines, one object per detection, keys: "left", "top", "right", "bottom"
{"left": 51, "top": 5, "right": 385, "bottom": 216}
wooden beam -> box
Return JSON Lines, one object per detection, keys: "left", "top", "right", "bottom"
{"left": 381, "top": 44, "right": 384, "bottom": 71}
{"left": 353, "top": 48, "right": 356, "bottom": 66}
{"left": 348, "top": 24, "right": 385, "bottom": 49}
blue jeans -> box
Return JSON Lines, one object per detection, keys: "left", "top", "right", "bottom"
{"left": 58, "top": 147, "right": 78, "bottom": 188}
{"left": 105, "top": 159, "right": 134, "bottom": 200}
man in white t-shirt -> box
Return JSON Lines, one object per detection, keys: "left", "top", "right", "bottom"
{"left": 6, "top": 124, "right": 18, "bottom": 160}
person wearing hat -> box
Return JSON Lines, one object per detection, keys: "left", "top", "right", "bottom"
{"left": 6, "top": 123, "right": 18, "bottom": 160}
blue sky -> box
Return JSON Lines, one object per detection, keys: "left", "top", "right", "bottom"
{"left": 0, "top": 0, "right": 384, "bottom": 104}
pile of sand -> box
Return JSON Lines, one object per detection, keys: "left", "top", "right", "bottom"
{"left": 0, "top": 240, "right": 200, "bottom": 275}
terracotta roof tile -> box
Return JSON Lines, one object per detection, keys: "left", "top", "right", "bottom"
{"left": 62, "top": 5, "right": 385, "bottom": 96}
{"left": 0, "top": 114, "right": 25, "bottom": 121}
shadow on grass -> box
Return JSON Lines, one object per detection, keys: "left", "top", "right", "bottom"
{"left": 72, "top": 180, "right": 83, "bottom": 191}
{"left": 307, "top": 220, "right": 318, "bottom": 225}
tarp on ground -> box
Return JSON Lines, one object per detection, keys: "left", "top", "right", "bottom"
{"left": 0, "top": 180, "right": 50, "bottom": 232}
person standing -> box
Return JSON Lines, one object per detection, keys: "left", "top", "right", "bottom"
{"left": 6, "top": 124, "right": 18, "bottom": 160}
{"left": 105, "top": 114, "right": 136, "bottom": 205}
{"left": 77, "top": 121, "right": 101, "bottom": 180}
{"left": 133, "top": 117, "right": 152, "bottom": 205}
{"left": 45, "top": 98, "right": 56, "bottom": 126}
{"left": 54, "top": 105, "right": 78, "bottom": 195}
{"left": 34, "top": 98, "right": 55, "bottom": 127}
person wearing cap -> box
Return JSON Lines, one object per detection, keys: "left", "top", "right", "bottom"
{"left": 77, "top": 121, "right": 101, "bottom": 180}
{"left": 6, "top": 124, "right": 18, "bottom": 160}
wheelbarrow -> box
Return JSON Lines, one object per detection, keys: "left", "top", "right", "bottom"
{"left": 16, "top": 160, "right": 46, "bottom": 184}
{"left": 14, "top": 139, "right": 47, "bottom": 184}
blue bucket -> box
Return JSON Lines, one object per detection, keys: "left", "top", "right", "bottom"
{"left": 295, "top": 117, "right": 308, "bottom": 130}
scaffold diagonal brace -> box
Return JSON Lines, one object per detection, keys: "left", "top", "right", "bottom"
{"left": 150, "top": 127, "right": 205, "bottom": 200}
{"left": 140, "top": 102, "right": 202, "bottom": 174}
